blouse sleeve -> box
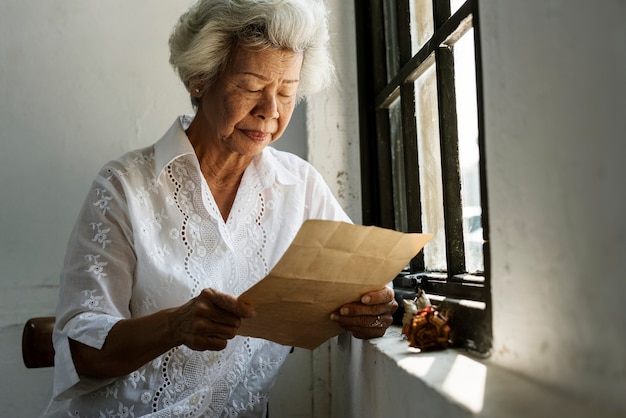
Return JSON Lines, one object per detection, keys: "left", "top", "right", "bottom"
{"left": 304, "top": 165, "right": 353, "bottom": 224}
{"left": 52, "top": 165, "right": 136, "bottom": 400}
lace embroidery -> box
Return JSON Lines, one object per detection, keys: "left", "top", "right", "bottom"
{"left": 152, "top": 209, "right": 168, "bottom": 229}
{"left": 94, "top": 188, "right": 113, "bottom": 214}
{"left": 168, "top": 159, "right": 200, "bottom": 298}
{"left": 80, "top": 289, "right": 104, "bottom": 310}
{"left": 77, "top": 184, "right": 115, "bottom": 314}
{"left": 148, "top": 243, "right": 171, "bottom": 265}
{"left": 254, "top": 193, "right": 268, "bottom": 276}
{"left": 165, "top": 157, "right": 269, "bottom": 296}
{"left": 136, "top": 186, "right": 151, "bottom": 206}
{"left": 150, "top": 347, "right": 216, "bottom": 416}
{"left": 90, "top": 222, "right": 111, "bottom": 249}
{"left": 84, "top": 254, "right": 108, "bottom": 280}
{"left": 126, "top": 370, "right": 147, "bottom": 390}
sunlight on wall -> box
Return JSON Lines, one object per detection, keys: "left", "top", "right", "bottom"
{"left": 398, "top": 350, "right": 487, "bottom": 413}
{"left": 387, "top": 330, "right": 487, "bottom": 413}
{"left": 396, "top": 347, "right": 486, "bottom": 413}
{"left": 442, "top": 354, "right": 487, "bottom": 413}
{"left": 397, "top": 354, "right": 436, "bottom": 378}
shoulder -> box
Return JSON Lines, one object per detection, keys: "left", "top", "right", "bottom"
{"left": 264, "top": 146, "right": 310, "bottom": 169}
{"left": 96, "top": 145, "right": 157, "bottom": 183}
{"left": 262, "top": 146, "right": 325, "bottom": 185}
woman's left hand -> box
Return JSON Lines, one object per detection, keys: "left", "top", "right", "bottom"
{"left": 330, "top": 286, "right": 398, "bottom": 339}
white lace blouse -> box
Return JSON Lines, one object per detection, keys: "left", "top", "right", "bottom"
{"left": 42, "top": 115, "right": 351, "bottom": 418}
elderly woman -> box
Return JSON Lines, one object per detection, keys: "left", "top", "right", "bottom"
{"left": 42, "top": 0, "right": 397, "bottom": 416}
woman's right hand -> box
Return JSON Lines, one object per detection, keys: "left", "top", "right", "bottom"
{"left": 70, "top": 288, "right": 255, "bottom": 379}
{"left": 171, "top": 288, "right": 256, "bottom": 351}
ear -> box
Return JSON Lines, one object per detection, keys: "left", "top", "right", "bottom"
{"left": 191, "top": 86, "right": 203, "bottom": 98}
{"left": 189, "top": 76, "right": 205, "bottom": 97}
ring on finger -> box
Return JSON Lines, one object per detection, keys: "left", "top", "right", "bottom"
{"left": 370, "top": 315, "right": 385, "bottom": 328}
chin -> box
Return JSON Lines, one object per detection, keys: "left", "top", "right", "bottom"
{"left": 233, "top": 141, "right": 269, "bottom": 157}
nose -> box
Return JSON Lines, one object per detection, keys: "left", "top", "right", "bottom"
{"left": 253, "top": 92, "right": 279, "bottom": 120}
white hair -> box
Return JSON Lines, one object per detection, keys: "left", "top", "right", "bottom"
{"left": 169, "top": 0, "right": 335, "bottom": 107}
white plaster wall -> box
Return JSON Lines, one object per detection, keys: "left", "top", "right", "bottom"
{"left": 0, "top": 0, "right": 193, "bottom": 326}
{"left": 307, "top": 0, "right": 362, "bottom": 224}
{"left": 481, "top": 0, "right": 626, "bottom": 407}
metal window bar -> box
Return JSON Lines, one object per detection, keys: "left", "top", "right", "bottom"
{"left": 434, "top": 0, "right": 466, "bottom": 276}
{"left": 397, "top": 0, "right": 426, "bottom": 272}
{"left": 356, "top": 0, "right": 395, "bottom": 229}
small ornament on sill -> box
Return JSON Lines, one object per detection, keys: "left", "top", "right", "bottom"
{"left": 401, "top": 290, "right": 451, "bottom": 351}
{"left": 401, "top": 288, "right": 431, "bottom": 326}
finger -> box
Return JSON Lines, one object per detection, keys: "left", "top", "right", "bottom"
{"left": 340, "top": 317, "right": 391, "bottom": 339}
{"left": 336, "top": 311, "right": 392, "bottom": 340}
{"left": 341, "top": 324, "right": 388, "bottom": 340}
{"left": 335, "top": 298, "right": 398, "bottom": 317}
{"left": 196, "top": 321, "right": 239, "bottom": 340}
{"left": 209, "top": 313, "right": 241, "bottom": 328}
{"left": 182, "top": 320, "right": 240, "bottom": 351}
{"left": 360, "top": 286, "right": 395, "bottom": 305}
{"left": 334, "top": 313, "right": 392, "bottom": 329}
{"left": 200, "top": 288, "right": 256, "bottom": 318}
{"left": 194, "top": 335, "right": 229, "bottom": 351}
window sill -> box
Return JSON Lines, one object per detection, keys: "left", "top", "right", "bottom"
{"left": 359, "top": 326, "right": 611, "bottom": 418}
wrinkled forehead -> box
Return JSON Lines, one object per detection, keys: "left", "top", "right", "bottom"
{"left": 225, "top": 46, "right": 304, "bottom": 82}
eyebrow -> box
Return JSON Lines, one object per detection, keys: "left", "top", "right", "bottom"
{"left": 240, "top": 72, "right": 300, "bottom": 84}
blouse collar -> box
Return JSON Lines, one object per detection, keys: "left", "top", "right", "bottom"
{"left": 154, "top": 115, "right": 303, "bottom": 187}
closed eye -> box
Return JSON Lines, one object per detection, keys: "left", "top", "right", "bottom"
{"left": 234, "top": 82, "right": 261, "bottom": 94}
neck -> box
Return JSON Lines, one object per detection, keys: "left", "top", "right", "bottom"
{"left": 186, "top": 127, "right": 250, "bottom": 222}
{"left": 186, "top": 116, "right": 253, "bottom": 182}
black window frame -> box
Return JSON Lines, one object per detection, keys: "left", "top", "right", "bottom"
{"left": 355, "top": 0, "right": 492, "bottom": 355}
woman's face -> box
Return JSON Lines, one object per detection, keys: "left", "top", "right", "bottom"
{"left": 195, "top": 46, "right": 303, "bottom": 156}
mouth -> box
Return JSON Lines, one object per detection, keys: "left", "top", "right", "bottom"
{"left": 240, "top": 129, "right": 272, "bottom": 143}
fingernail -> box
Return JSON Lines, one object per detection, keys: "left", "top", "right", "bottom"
{"left": 330, "top": 313, "right": 339, "bottom": 321}
{"left": 340, "top": 307, "right": 349, "bottom": 315}
{"left": 361, "top": 295, "right": 371, "bottom": 304}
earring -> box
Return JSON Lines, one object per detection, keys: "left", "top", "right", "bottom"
{"left": 194, "top": 88, "right": 200, "bottom": 93}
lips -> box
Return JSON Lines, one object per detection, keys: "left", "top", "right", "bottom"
{"left": 241, "top": 129, "right": 272, "bottom": 143}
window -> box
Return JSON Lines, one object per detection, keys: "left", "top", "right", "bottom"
{"left": 355, "top": 0, "right": 491, "bottom": 354}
